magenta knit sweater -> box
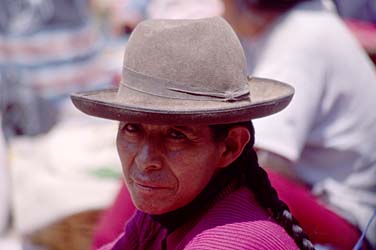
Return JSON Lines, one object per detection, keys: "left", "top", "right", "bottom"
{"left": 101, "top": 187, "right": 298, "bottom": 250}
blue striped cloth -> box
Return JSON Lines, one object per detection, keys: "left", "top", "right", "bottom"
{"left": 0, "top": 0, "right": 114, "bottom": 136}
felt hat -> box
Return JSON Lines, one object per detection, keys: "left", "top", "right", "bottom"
{"left": 71, "top": 17, "right": 294, "bottom": 125}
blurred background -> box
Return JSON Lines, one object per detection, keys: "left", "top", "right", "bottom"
{"left": 0, "top": 0, "right": 375, "bottom": 250}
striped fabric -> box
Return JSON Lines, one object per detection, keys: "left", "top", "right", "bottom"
{"left": 0, "top": 0, "right": 116, "bottom": 135}
{"left": 103, "top": 187, "right": 299, "bottom": 250}
{"left": 0, "top": 21, "right": 113, "bottom": 99}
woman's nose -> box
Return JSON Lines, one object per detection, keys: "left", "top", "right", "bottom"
{"left": 135, "top": 140, "right": 163, "bottom": 171}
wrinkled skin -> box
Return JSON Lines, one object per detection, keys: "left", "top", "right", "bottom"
{"left": 116, "top": 123, "right": 229, "bottom": 215}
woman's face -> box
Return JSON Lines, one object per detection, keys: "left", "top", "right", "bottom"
{"left": 116, "top": 122, "right": 227, "bottom": 215}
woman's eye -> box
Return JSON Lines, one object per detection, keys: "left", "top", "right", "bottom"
{"left": 168, "top": 129, "right": 187, "bottom": 140}
{"left": 120, "top": 123, "right": 142, "bottom": 134}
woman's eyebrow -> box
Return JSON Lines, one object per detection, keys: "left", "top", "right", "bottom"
{"left": 172, "top": 126, "right": 196, "bottom": 134}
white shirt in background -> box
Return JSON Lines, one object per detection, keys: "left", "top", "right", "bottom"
{"left": 246, "top": 1, "right": 376, "bottom": 246}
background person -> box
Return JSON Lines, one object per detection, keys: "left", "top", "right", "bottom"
{"left": 222, "top": 0, "right": 376, "bottom": 248}
{"left": 0, "top": 1, "right": 124, "bottom": 249}
{"left": 0, "top": 0, "right": 115, "bottom": 138}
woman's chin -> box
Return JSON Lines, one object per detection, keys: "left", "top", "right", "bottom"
{"left": 135, "top": 203, "right": 171, "bottom": 215}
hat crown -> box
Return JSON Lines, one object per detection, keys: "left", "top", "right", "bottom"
{"left": 122, "top": 17, "right": 249, "bottom": 96}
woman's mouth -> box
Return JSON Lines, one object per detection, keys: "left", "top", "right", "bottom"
{"left": 133, "top": 180, "right": 168, "bottom": 191}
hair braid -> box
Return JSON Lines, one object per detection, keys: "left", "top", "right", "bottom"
{"left": 210, "top": 121, "right": 315, "bottom": 250}
{"left": 245, "top": 144, "right": 315, "bottom": 250}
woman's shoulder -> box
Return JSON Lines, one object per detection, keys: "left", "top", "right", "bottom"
{"left": 184, "top": 220, "right": 298, "bottom": 250}
{"left": 182, "top": 187, "right": 298, "bottom": 249}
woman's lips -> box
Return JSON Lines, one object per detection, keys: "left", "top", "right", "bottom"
{"left": 133, "top": 179, "right": 169, "bottom": 190}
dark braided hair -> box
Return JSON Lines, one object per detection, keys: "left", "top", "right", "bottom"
{"left": 210, "top": 121, "right": 315, "bottom": 250}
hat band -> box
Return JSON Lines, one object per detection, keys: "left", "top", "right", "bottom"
{"left": 121, "top": 67, "right": 250, "bottom": 102}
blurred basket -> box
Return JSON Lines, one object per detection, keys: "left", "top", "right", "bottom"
{"left": 26, "top": 209, "right": 103, "bottom": 250}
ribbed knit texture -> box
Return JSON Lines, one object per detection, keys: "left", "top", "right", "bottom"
{"left": 102, "top": 187, "right": 298, "bottom": 250}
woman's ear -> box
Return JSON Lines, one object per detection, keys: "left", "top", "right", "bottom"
{"left": 218, "top": 126, "right": 251, "bottom": 168}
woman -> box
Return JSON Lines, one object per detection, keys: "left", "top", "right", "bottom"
{"left": 71, "top": 17, "right": 314, "bottom": 249}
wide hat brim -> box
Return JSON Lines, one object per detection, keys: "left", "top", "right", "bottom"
{"left": 71, "top": 77, "right": 293, "bottom": 125}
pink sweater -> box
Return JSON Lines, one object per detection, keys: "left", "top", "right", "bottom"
{"left": 101, "top": 187, "right": 298, "bottom": 250}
